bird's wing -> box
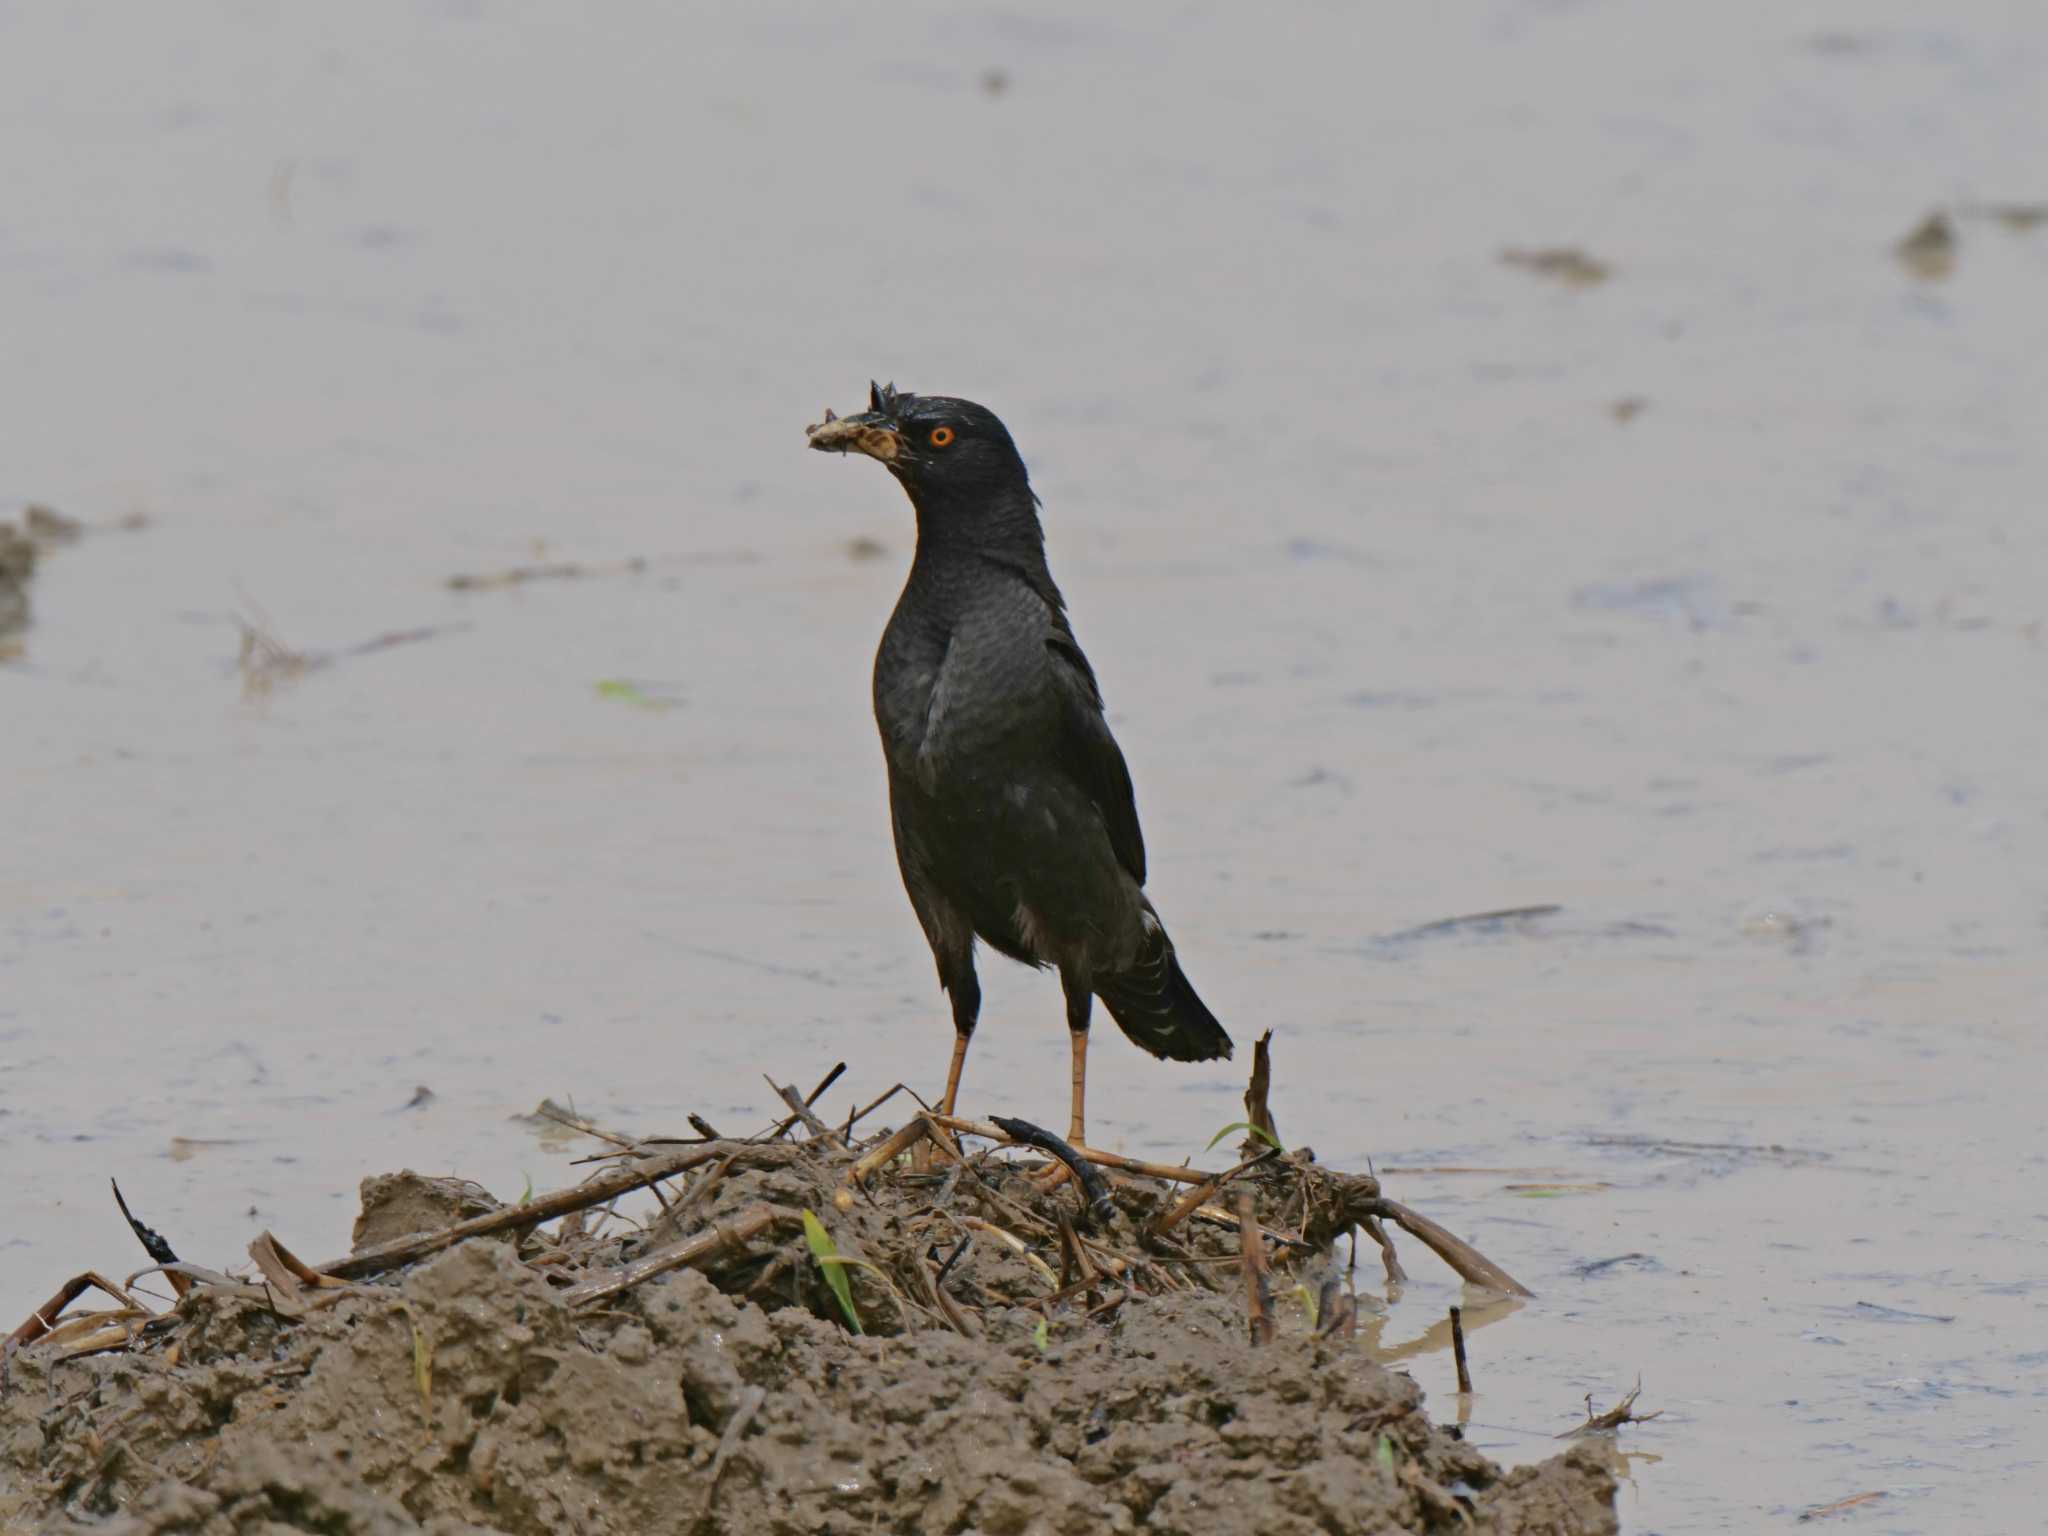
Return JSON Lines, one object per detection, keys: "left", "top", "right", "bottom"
{"left": 1044, "top": 622, "right": 1147, "bottom": 886}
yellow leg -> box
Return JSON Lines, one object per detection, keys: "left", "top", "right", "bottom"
{"left": 942, "top": 1032, "right": 971, "bottom": 1119}
{"left": 1067, "top": 1028, "right": 1089, "bottom": 1148}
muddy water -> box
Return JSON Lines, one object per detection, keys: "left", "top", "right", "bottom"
{"left": 3, "top": 2, "right": 2043, "bottom": 1530}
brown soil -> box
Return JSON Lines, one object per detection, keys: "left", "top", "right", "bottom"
{"left": 2, "top": 1112, "right": 1618, "bottom": 1535}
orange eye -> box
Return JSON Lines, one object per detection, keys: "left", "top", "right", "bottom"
{"left": 929, "top": 426, "right": 955, "bottom": 448}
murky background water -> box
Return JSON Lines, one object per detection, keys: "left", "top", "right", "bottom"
{"left": 5, "top": 2, "right": 2045, "bottom": 1528}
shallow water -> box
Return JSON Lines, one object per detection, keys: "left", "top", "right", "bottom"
{"left": 4, "top": 2, "right": 2045, "bottom": 1529}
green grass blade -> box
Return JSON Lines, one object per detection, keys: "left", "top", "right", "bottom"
{"left": 801, "top": 1209, "right": 863, "bottom": 1334}
{"left": 1204, "top": 1120, "right": 1283, "bottom": 1152}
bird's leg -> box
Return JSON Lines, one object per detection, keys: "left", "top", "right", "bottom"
{"left": 941, "top": 1033, "right": 971, "bottom": 1120}
{"left": 940, "top": 967, "right": 981, "bottom": 1119}
{"left": 1031, "top": 977, "right": 1093, "bottom": 1191}
{"left": 1066, "top": 1017, "right": 1089, "bottom": 1149}
{"left": 917, "top": 967, "right": 976, "bottom": 1178}
{"left": 1060, "top": 976, "right": 1093, "bottom": 1147}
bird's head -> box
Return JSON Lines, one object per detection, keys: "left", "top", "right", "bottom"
{"left": 806, "top": 383, "right": 1031, "bottom": 515}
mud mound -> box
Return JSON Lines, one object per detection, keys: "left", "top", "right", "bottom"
{"left": 2, "top": 1083, "right": 1616, "bottom": 1534}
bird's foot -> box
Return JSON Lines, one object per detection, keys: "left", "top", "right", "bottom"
{"left": 1026, "top": 1161, "right": 1072, "bottom": 1195}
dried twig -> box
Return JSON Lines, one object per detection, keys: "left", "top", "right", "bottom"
{"left": 7, "top": 1273, "right": 146, "bottom": 1352}
{"left": 1241, "top": 1029, "right": 1280, "bottom": 1158}
{"left": 1799, "top": 1491, "right": 1889, "bottom": 1522}
{"left": 1362, "top": 1212, "right": 1409, "bottom": 1288}
{"left": 845, "top": 1118, "right": 931, "bottom": 1185}
{"left": 319, "top": 1144, "right": 774, "bottom": 1278}
{"left": 764, "top": 1062, "right": 848, "bottom": 1142}
{"left": 1149, "top": 1147, "right": 1281, "bottom": 1238}
{"left": 1235, "top": 1192, "right": 1275, "bottom": 1346}
{"left": 767, "top": 1076, "right": 848, "bottom": 1149}
{"left": 1557, "top": 1376, "right": 1661, "bottom": 1436}
{"left": 1369, "top": 1198, "right": 1533, "bottom": 1297}
{"left": 563, "top": 1205, "right": 793, "bottom": 1306}
{"left": 1449, "top": 1305, "right": 1472, "bottom": 1394}
{"left": 447, "top": 556, "right": 648, "bottom": 591}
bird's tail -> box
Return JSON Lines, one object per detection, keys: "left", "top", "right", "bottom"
{"left": 1095, "top": 919, "right": 1234, "bottom": 1063}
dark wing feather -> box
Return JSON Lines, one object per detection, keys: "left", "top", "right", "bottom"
{"left": 1045, "top": 625, "right": 1147, "bottom": 885}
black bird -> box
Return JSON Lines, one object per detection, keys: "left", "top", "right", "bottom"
{"left": 807, "top": 383, "right": 1232, "bottom": 1146}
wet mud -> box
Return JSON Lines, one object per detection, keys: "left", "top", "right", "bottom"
{"left": 2, "top": 1127, "right": 1615, "bottom": 1535}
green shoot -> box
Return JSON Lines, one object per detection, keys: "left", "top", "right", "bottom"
{"left": 801, "top": 1210, "right": 870, "bottom": 1334}
{"left": 1204, "top": 1121, "right": 1283, "bottom": 1153}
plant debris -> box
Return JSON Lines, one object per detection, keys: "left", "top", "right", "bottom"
{"left": 0, "top": 1056, "right": 1603, "bottom": 1534}
{"left": 24, "top": 502, "right": 84, "bottom": 544}
{"left": 1895, "top": 211, "right": 1956, "bottom": 281}
{"left": 1957, "top": 201, "right": 2048, "bottom": 233}
{"left": 235, "top": 609, "right": 466, "bottom": 697}
{"left": 0, "top": 522, "right": 35, "bottom": 642}
{"left": 594, "top": 676, "right": 685, "bottom": 710}
{"left": 1500, "top": 247, "right": 1612, "bottom": 286}
{"left": 446, "top": 555, "right": 648, "bottom": 591}
{"left": 1799, "top": 1489, "right": 1891, "bottom": 1521}
{"left": 1558, "top": 1376, "right": 1663, "bottom": 1437}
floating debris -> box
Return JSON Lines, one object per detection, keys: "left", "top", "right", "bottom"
{"left": 1558, "top": 1376, "right": 1662, "bottom": 1436}
{"left": 1845, "top": 1300, "right": 1955, "bottom": 1325}
{"left": 1571, "top": 1252, "right": 1660, "bottom": 1278}
{"left": 1501, "top": 246, "right": 1613, "bottom": 287}
{"left": 235, "top": 609, "right": 467, "bottom": 698}
{"left": 1377, "top": 904, "right": 1562, "bottom": 944}
{"left": 1583, "top": 1132, "right": 1828, "bottom": 1166}
{"left": 1958, "top": 201, "right": 2048, "bottom": 233}
{"left": 23, "top": 503, "right": 83, "bottom": 544}
{"left": 1506, "top": 1183, "right": 1614, "bottom": 1198}
{"left": 594, "top": 677, "right": 685, "bottom": 710}
{"left": 166, "top": 1137, "right": 250, "bottom": 1163}
{"left": 1896, "top": 211, "right": 1956, "bottom": 281}
{"left": 446, "top": 555, "right": 648, "bottom": 591}
{"left": 0, "top": 523, "right": 35, "bottom": 641}
{"left": 1800, "top": 1490, "right": 1890, "bottom": 1522}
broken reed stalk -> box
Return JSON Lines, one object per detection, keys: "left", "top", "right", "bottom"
{"left": 562, "top": 1205, "right": 790, "bottom": 1306}
{"left": 1235, "top": 1191, "right": 1275, "bottom": 1346}
{"left": 318, "top": 1143, "right": 758, "bottom": 1279}
{"left": 1363, "top": 1212, "right": 1409, "bottom": 1287}
{"left": 845, "top": 1117, "right": 931, "bottom": 1184}
{"left": 1450, "top": 1305, "right": 1473, "bottom": 1394}
{"left": 1368, "top": 1198, "right": 1533, "bottom": 1298}
{"left": 764, "top": 1064, "right": 848, "bottom": 1143}
{"left": 1149, "top": 1147, "right": 1282, "bottom": 1238}
{"left": 767, "top": 1077, "right": 847, "bottom": 1149}
{"left": 5, "top": 1274, "right": 142, "bottom": 1351}
{"left": 1241, "top": 1028, "right": 1280, "bottom": 1159}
